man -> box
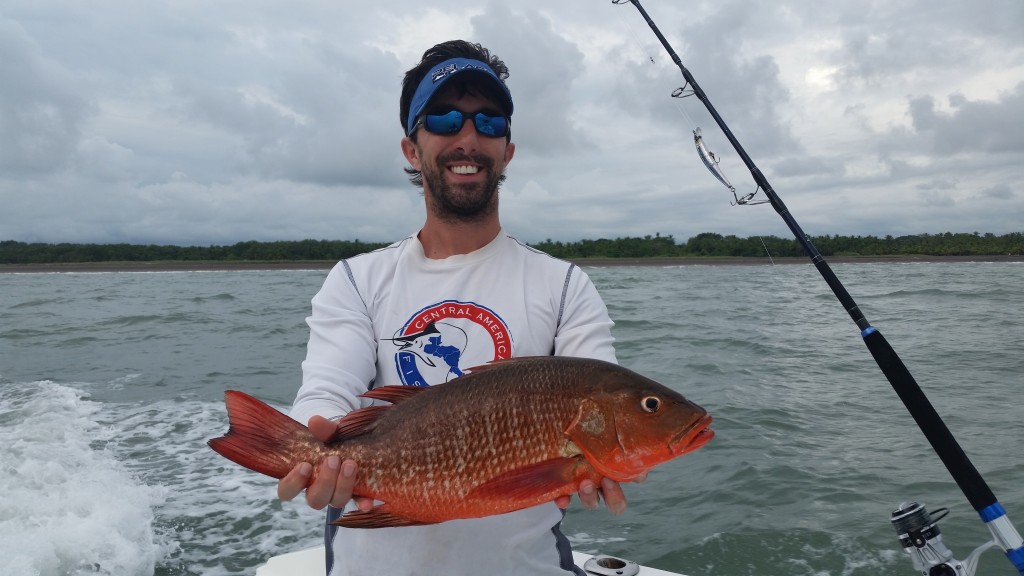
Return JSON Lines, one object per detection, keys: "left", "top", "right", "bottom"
{"left": 278, "top": 39, "right": 630, "bottom": 576}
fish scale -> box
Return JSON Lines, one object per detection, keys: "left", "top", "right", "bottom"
{"left": 350, "top": 383, "right": 571, "bottom": 510}
{"left": 208, "top": 356, "right": 713, "bottom": 528}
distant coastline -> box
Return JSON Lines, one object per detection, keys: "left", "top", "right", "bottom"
{"left": 3, "top": 254, "right": 1022, "bottom": 274}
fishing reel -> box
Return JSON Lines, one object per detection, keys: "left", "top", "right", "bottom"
{"left": 891, "top": 502, "right": 997, "bottom": 576}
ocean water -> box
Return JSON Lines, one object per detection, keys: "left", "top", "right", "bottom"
{"left": 1, "top": 261, "right": 1022, "bottom": 576}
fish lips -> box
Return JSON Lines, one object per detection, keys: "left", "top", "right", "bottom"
{"left": 669, "top": 414, "right": 714, "bottom": 455}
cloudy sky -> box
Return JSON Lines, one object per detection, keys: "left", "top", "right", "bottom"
{"left": 2, "top": 0, "right": 1022, "bottom": 246}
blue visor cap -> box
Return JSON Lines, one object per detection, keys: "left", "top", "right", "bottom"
{"left": 406, "top": 57, "right": 514, "bottom": 136}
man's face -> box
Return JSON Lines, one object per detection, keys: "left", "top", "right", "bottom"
{"left": 401, "top": 85, "right": 515, "bottom": 223}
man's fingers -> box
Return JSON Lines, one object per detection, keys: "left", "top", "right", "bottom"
{"left": 355, "top": 496, "right": 375, "bottom": 512}
{"left": 277, "top": 462, "right": 313, "bottom": 501}
{"left": 578, "top": 479, "right": 600, "bottom": 510}
{"left": 600, "top": 477, "right": 627, "bottom": 516}
{"left": 308, "top": 415, "right": 339, "bottom": 442}
{"left": 574, "top": 478, "right": 629, "bottom": 515}
{"left": 277, "top": 419, "right": 360, "bottom": 510}
{"left": 329, "top": 459, "right": 359, "bottom": 508}
{"left": 305, "top": 455, "right": 341, "bottom": 510}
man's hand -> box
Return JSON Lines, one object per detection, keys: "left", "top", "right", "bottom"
{"left": 555, "top": 473, "right": 648, "bottom": 516}
{"left": 276, "top": 415, "right": 372, "bottom": 511}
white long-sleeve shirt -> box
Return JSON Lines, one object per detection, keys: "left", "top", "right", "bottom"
{"left": 291, "top": 230, "right": 616, "bottom": 576}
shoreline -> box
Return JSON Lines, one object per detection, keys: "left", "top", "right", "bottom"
{"left": 2, "top": 254, "right": 1022, "bottom": 273}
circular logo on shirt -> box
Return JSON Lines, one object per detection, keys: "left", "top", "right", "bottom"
{"left": 388, "top": 300, "right": 513, "bottom": 386}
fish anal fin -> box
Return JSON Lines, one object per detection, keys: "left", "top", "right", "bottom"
{"left": 467, "top": 457, "right": 591, "bottom": 501}
{"left": 360, "top": 385, "right": 427, "bottom": 404}
{"left": 333, "top": 508, "right": 432, "bottom": 529}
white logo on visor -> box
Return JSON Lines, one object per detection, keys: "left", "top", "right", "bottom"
{"left": 431, "top": 63, "right": 459, "bottom": 83}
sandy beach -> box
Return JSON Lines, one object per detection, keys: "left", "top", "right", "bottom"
{"left": 2, "top": 254, "right": 1022, "bottom": 273}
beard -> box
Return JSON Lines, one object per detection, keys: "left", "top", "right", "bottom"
{"left": 422, "top": 150, "right": 506, "bottom": 224}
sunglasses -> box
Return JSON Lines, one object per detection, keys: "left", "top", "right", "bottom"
{"left": 412, "top": 109, "right": 510, "bottom": 138}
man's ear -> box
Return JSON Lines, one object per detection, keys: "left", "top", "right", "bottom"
{"left": 503, "top": 141, "right": 515, "bottom": 166}
{"left": 401, "top": 137, "right": 422, "bottom": 171}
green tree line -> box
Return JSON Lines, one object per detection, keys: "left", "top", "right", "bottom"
{"left": 2, "top": 231, "right": 1022, "bottom": 265}
{"left": 535, "top": 231, "right": 1024, "bottom": 259}
{"left": 0, "top": 239, "right": 390, "bottom": 264}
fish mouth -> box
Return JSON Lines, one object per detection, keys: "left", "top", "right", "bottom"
{"left": 670, "top": 414, "right": 714, "bottom": 455}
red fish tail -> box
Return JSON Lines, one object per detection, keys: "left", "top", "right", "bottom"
{"left": 207, "top": 390, "right": 319, "bottom": 479}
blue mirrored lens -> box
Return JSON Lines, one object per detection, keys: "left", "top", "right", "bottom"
{"left": 422, "top": 110, "right": 508, "bottom": 137}
{"left": 423, "top": 110, "right": 465, "bottom": 134}
{"left": 473, "top": 113, "right": 508, "bottom": 137}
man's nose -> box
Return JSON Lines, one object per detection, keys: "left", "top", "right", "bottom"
{"left": 449, "top": 117, "right": 480, "bottom": 151}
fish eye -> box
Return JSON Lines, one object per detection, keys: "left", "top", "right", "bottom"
{"left": 641, "top": 395, "right": 661, "bottom": 413}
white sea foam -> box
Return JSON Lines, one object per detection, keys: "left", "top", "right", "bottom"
{"left": 0, "top": 378, "right": 327, "bottom": 576}
{"left": 108, "top": 393, "right": 323, "bottom": 575}
{"left": 0, "top": 381, "right": 173, "bottom": 575}
{"left": 567, "top": 531, "right": 628, "bottom": 556}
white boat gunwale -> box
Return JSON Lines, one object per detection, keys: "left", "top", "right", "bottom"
{"left": 254, "top": 546, "right": 688, "bottom": 575}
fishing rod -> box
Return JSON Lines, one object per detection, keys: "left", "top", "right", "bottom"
{"left": 611, "top": 1, "right": 1024, "bottom": 574}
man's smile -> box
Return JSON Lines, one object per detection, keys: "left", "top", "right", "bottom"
{"left": 450, "top": 164, "right": 480, "bottom": 175}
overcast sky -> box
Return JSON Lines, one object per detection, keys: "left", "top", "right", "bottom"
{"left": 2, "top": 0, "right": 1022, "bottom": 246}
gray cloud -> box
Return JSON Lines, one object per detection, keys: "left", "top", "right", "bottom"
{"left": 0, "top": 17, "right": 91, "bottom": 176}
{"left": 908, "top": 83, "right": 1024, "bottom": 156}
{"left": 981, "top": 183, "right": 1015, "bottom": 200}
{"left": 830, "top": 1, "right": 1023, "bottom": 86}
{"left": 0, "top": 0, "right": 1020, "bottom": 245}
{"left": 472, "top": 5, "right": 588, "bottom": 156}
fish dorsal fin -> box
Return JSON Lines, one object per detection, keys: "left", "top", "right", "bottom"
{"left": 467, "top": 457, "right": 592, "bottom": 502}
{"left": 331, "top": 385, "right": 428, "bottom": 441}
{"left": 330, "top": 406, "right": 390, "bottom": 441}
{"left": 462, "top": 356, "right": 548, "bottom": 374}
{"left": 360, "top": 385, "right": 427, "bottom": 404}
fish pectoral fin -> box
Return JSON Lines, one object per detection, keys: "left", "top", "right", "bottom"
{"left": 467, "top": 457, "right": 587, "bottom": 501}
{"left": 333, "top": 509, "right": 433, "bottom": 529}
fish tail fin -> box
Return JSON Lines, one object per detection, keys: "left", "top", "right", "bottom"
{"left": 207, "top": 390, "right": 319, "bottom": 479}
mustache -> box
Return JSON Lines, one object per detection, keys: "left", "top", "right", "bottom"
{"left": 436, "top": 151, "right": 496, "bottom": 171}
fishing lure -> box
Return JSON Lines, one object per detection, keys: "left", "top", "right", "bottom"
{"left": 693, "top": 127, "right": 766, "bottom": 206}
